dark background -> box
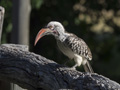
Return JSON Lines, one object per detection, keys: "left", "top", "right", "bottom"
{"left": 0, "top": 0, "right": 120, "bottom": 86}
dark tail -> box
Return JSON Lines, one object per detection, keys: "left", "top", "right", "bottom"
{"left": 83, "top": 60, "right": 94, "bottom": 73}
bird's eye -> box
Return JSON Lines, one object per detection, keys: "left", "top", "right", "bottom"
{"left": 48, "top": 26, "right": 54, "bottom": 30}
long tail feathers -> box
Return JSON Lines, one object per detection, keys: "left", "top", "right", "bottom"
{"left": 83, "top": 60, "right": 94, "bottom": 73}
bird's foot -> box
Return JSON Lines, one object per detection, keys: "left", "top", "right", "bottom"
{"left": 70, "top": 64, "right": 78, "bottom": 70}
{"left": 70, "top": 67, "right": 76, "bottom": 70}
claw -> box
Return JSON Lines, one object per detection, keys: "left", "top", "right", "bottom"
{"left": 71, "top": 64, "right": 78, "bottom": 70}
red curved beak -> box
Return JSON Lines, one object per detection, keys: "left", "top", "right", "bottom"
{"left": 34, "top": 28, "right": 49, "bottom": 46}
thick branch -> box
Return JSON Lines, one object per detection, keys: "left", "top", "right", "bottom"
{"left": 0, "top": 44, "right": 120, "bottom": 90}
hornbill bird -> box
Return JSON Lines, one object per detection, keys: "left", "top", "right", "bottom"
{"left": 34, "top": 21, "right": 94, "bottom": 73}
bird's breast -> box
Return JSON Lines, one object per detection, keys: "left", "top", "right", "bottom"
{"left": 57, "top": 40, "right": 74, "bottom": 59}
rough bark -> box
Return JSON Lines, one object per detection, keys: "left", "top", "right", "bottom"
{"left": 0, "top": 44, "right": 120, "bottom": 90}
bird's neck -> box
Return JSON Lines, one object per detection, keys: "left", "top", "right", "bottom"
{"left": 55, "top": 32, "right": 69, "bottom": 42}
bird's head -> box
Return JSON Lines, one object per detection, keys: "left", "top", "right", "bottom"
{"left": 34, "top": 21, "right": 65, "bottom": 45}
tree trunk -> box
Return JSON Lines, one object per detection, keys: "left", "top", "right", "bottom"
{"left": 11, "top": 0, "right": 31, "bottom": 90}
{"left": 0, "top": 6, "right": 4, "bottom": 44}
{"left": 11, "top": 0, "right": 31, "bottom": 45}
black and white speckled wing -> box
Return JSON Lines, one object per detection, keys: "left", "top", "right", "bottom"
{"left": 64, "top": 34, "right": 92, "bottom": 60}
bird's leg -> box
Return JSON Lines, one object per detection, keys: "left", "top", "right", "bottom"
{"left": 71, "top": 55, "right": 83, "bottom": 70}
{"left": 71, "top": 64, "right": 78, "bottom": 70}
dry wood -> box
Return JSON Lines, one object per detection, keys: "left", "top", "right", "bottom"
{"left": 0, "top": 44, "right": 120, "bottom": 90}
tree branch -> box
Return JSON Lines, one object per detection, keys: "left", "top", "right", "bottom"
{"left": 0, "top": 44, "right": 120, "bottom": 90}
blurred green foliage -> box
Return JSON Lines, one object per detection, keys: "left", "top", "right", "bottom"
{"left": 0, "top": 0, "right": 120, "bottom": 83}
{"left": 31, "top": 0, "right": 43, "bottom": 9}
